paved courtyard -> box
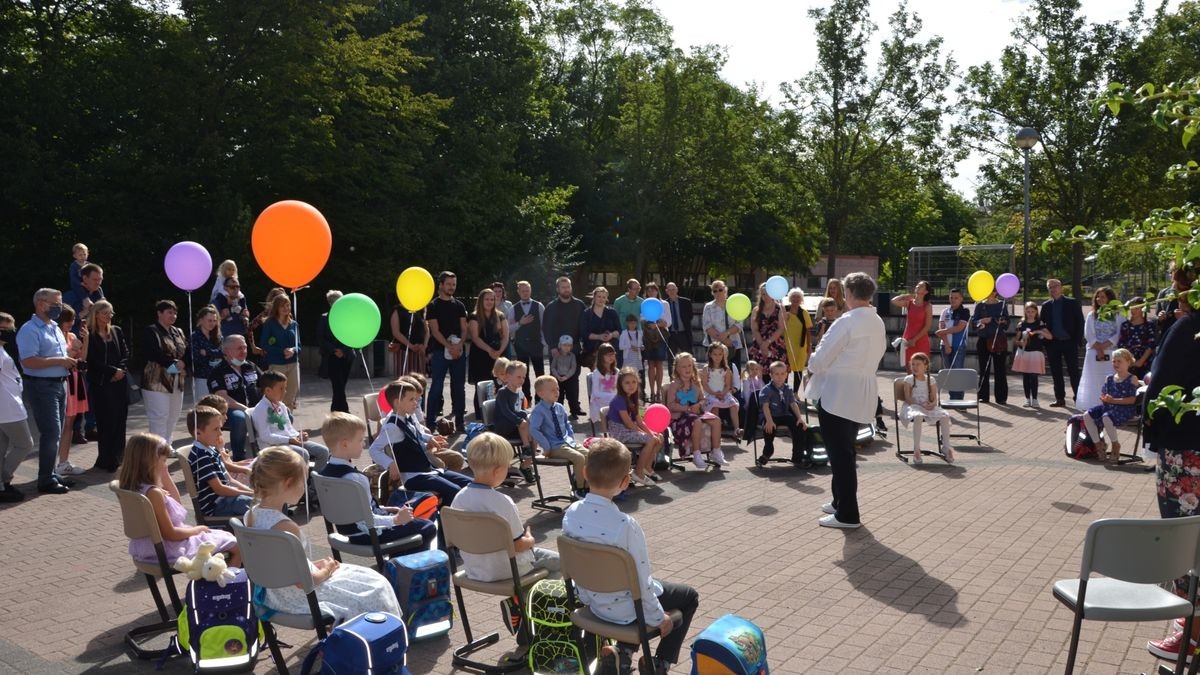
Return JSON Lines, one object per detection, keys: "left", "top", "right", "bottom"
{"left": 0, "top": 370, "right": 1172, "bottom": 674}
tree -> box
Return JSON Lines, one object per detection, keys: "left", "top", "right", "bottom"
{"left": 781, "top": 0, "right": 958, "bottom": 279}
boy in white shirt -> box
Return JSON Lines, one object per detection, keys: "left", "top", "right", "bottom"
{"left": 250, "top": 370, "right": 329, "bottom": 470}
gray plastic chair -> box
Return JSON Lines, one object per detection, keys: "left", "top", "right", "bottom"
{"left": 482, "top": 398, "right": 574, "bottom": 511}
{"left": 558, "top": 535, "right": 684, "bottom": 671}
{"left": 230, "top": 516, "right": 333, "bottom": 675}
{"left": 1052, "top": 515, "right": 1200, "bottom": 675}
{"left": 110, "top": 480, "right": 182, "bottom": 658}
{"left": 892, "top": 377, "right": 947, "bottom": 463}
{"left": 935, "top": 368, "right": 981, "bottom": 443}
{"left": 310, "top": 472, "right": 424, "bottom": 570}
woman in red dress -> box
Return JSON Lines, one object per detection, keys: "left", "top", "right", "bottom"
{"left": 891, "top": 280, "right": 933, "bottom": 371}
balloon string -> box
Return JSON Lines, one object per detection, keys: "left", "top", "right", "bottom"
{"left": 292, "top": 289, "right": 301, "bottom": 406}
{"left": 360, "top": 349, "right": 396, "bottom": 464}
{"left": 400, "top": 313, "right": 415, "bottom": 375}
{"left": 188, "top": 291, "right": 197, "bottom": 436}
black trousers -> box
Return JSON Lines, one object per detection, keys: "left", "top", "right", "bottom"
{"left": 1022, "top": 373, "right": 1039, "bottom": 400}
{"left": 762, "top": 414, "right": 804, "bottom": 462}
{"left": 1045, "top": 340, "right": 1080, "bottom": 403}
{"left": 818, "top": 404, "right": 860, "bottom": 524}
{"left": 92, "top": 380, "right": 128, "bottom": 470}
{"left": 652, "top": 581, "right": 699, "bottom": 663}
{"left": 562, "top": 369, "right": 582, "bottom": 416}
{"left": 513, "top": 343, "right": 544, "bottom": 401}
{"left": 976, "top": 341, "right": 1008, "bottom": 404}
{"left": 328, "top": 355, "right": 352, "bottom": 413}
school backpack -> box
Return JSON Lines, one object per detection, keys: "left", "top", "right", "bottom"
{"left": 463, "top": 421, "right": 488, "bottom": 447}
{"left": 384, "top": 549, "right": 454, "bottom": 641}
{"left": 175, "top": 568, "right": 263, "bottom": 672}
{"left": 299, "top": 611, "right": 412, "bottom": 675}
{"left": 525, "top": 578, "right": 594, "bottom": 674}
{"left": 690, "top": 614, "right": 768, "bottom": 675}
{"left": 1064, "top": 414, "right": 1098, "bottom": 460}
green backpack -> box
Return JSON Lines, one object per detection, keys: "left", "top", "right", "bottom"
{"left": 175, "top": 570, "right": 264, "bottom": 671}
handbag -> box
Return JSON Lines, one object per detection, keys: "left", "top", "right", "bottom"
{"left": 125, "top": 372, "right": 143, "bottom": 405}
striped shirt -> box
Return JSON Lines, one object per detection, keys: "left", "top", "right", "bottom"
{"left": 188, "top": 442, "right": 229, "bottom": 516}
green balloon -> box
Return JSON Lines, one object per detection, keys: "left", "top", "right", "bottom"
{"left": 726, "top": 293, "right": 752, "bottom": 322}
{"left": 328, "top": 293, "right": 381, "bottom": 349}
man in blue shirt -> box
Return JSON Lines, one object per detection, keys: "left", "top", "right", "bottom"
{"left": 17, "top": 289, "right": 77, "bottom": 494}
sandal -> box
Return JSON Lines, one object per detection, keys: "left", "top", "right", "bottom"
{"left": 911, "top": 449, "right": 923, "bottom": 464}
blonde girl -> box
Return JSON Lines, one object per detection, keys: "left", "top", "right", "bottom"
{"left": 701, "top": 343, "right": 741, "bottom": 438}
{"left": 588, "top": 343, "right": 619, "bottom": 420}
{"left": 246, "top": 447, "right": 401, "bottom": 623}
{"left": 667, "top": 353, "right": 725, "bottom": 468}
{"left": 603, "top": 368, "right": 663, "bottom": 485}
{"left": 824, "top": 278, "right": 847, "bottom": 316}
{"left": 1082, "top": 348, "right": 1142, "bottom": 464}
{"left": 119, "top": 433, "right": 240, "bottom": 565}
{"left": 900, "top": 353, "right": 953, "bottom": 463}
{"left": 211, "top": 259, "right": 238, "bottom": 303}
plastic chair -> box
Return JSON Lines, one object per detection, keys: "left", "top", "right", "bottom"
{"left": 742, "top": 391, "right": 828, "bottom": 467}
{"left": 362, "top": 393, "right": 382, "bottom": 443}
{"left": 178, "top": 451, "right": 231, "bottom": 530}
{"left": 230, "top": 516, "right": 334, "bottom": 675}
{"left": 482, "top": 398, "right": 572, "bottom": 510}
{"left": 110, "top": 480, "right": 183, "bottom": 658}
{"left": 892, "top": 377, "right": 947, "bottom": 463}
{"left": 935, "top": 368, "right": 981, "bottom": 443}
{"left": 441, "top": 507, "right": 550, "bottom": 673}
{"left": 557, "top": 535, "right": 684, "bottom": 671}
{"left": 1051, "top": 515, "right": 1200, "bottom": 675}
{"left": 310, "top": 472, "right": 425, "bottom": 570}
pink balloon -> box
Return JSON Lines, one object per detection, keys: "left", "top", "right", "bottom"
{"left": 643, "top": 403, "right": 671, "bottom": 434}
{"left": 164, "top": 241, "right": 213, "bottom": 292}
{"left": 995, "top": 273, "right": 1021, "bottom": 299}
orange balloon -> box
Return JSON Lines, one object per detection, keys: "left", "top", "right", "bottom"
{"left": 251, "top": 200, "right": 332, "bottom": 289}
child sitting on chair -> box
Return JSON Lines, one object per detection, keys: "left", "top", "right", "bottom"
{"left": 250, "top": 371, "right": 330, "bottom": 470}
{"left": 398, "top": 375, "right": 463, "bottom": 471}
{"left": 900, "top": 353, "right": 953, "bottom": 463}
{"left": 319, "top": 412, "right": 437, "bottom": 549}
{"left": 529, "top": 375, "right": 589, "bottom": 498}
{"left": 1082, "top": 348, "right": 1142, "bottom": 465}
{"left": 701, "top": 343, "right": 741, "bottom": 439}
{"left": 493, "top": 361, "right": 536, "bottom": 483}
{"left": 758, "top": 361, "right": 809, "bottom": 468}
{"left": 562, "top": 439, "right": 699, "bottom": 674}
{"left": 588, "top": 343, "right": 619, "bottom": 422}
{"left": 188, "top": 405, "right": 254, "bottom": 518}
{"left": 369, "top": 379, "right": 472, "bottom": 505}
{"left": 198, "top": 394, "right": 253, "bottom": 481}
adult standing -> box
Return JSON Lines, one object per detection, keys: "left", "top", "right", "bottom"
{"left": 749, "top": 283, "right": 787, "bottom": 367}
{"left": 891, "top": 280, "right": 933, "bottom": 371}
{"left": 64, "top": 263, "right": 104, "bottom": 332}
{"left": 804, "top": 273, "right": 886, "bottom": 529}
{"left": 17, "top": 289, "right": 75, "bottom": 494}
{"left": 318, "top": 290, "right": 353, "bottom": 413}
{"left": 1156, "top": 267, "right": 1191, "bottom": 343}
{"left": 388, "top": 303, "right": 427, "bottom": 378}
{"left": 426, "top": 271, "right": 469, "bottom": 432}
{"left": 248, "top": 287, "right": 286, "bottom": 363}
{"left": 1117, "top": 297, "right": 1156, "bottom": 378}
{"left": 492, "top": 282, "right": 515, "bottom": 359}
{"left": 612, "top": 279, "right": 643, "bottom": 367}
{"left": 1077, "top": 286, "right": 1124, "bottom": 412}
{"left": 825, "top": 278, "right": 848, "bottom": 316}
{"left": 190, "top": 305, "right": 223, "bottom": 401}
{"left": 508, "top": 280, "right": 546, "bottom": 401}
{"left": 1041, "top": 278, "right": 1085, "bottom": 407}
{"left": 142, "top": 300, "right": 188, "bottom": 446}
{"left": 934, "top": 288, "right": 971, "bottom": 400}
{"left": 0, "top": 312, "right": 33, "bottom": 501}
{"left": 206, "top": 335, "right": 262, "bottom": 461}
{"left": 642, "top": 282, "right": 670, "bottom": 402}
{"left": 85, "top": 300, "right": 130, "bottom": 471}
{"left": 702, "top": 280, "right": 743, "bottom": 366}
{"left": 214, "top": 276, "right": 251, "bottom": 342}
{"left": 972, "top": 290, "right": 1010, "bottom": 405}
{"left": 784, "top": 288, "right": 813, "bottom": 391}
{"left": 259, "top": 293, "right": 300, "bottom": 409}
{"left": 664, "top": 282, "right": 695, "bottom": 365}
{"left": 579, "top": 287, "right": 620, "bottom": 370}
{"left": 468, "top": 287, "right": 509, "bottom": 418}
{"left": 542, "top": 276, "right": 586, "bottom": 417}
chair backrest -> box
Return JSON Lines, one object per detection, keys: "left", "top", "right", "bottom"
{"left": 481, "top": 399, "right": 496, "bottom": 427}
{"left": 178, "top": 452, "right": 201, "bottom": 501}
{"left": 363, "top": 394, "right": 381, "bottom": 424}
{"left": 311, "top": 473, "right": 375, "bottom": 527}
{"left": 1080, "top": 516, "right": 1200, "bottom": 584}
{"left": 892, "top": 377, "right": 907, "bottom": 406}
{"left": 598, "top": 406, "right": 609, "bottom": 435}
{"left": 936, "top": 368, "right": 978, "bottom": 394}
{"left": 557, "top": 535, "right": 643, "bottom": 600}
{"left": 110, "top": 480, "right": 164, "bottom": 543}
{"left": 440, "top": 507, "right": 516, "bottom": 558}
{"left": 230, "top": 517, "right": 316, "bottom": 593}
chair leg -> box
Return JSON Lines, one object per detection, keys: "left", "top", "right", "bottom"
{"left": 145, "top": 574, "right": 169, "bottom": 622}
{"left": 531, "top": 462, "right": 575, "bottom": 513}
{"left": 262, "top": 621, "right": 290, "bottom": 675}
{"left": 1063, "top": 610, "right": 1084, "bottom": 674}
{"left": 163, "top": 573, "right": 182, "bottom": 614}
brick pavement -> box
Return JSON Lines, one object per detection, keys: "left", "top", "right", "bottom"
{"left": 0, "top": 371, "right": 1175, "bottom": 674}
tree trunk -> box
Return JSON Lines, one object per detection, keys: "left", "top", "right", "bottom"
{"left": 1071, "top": 242, "right": 1084, "bottom": 301}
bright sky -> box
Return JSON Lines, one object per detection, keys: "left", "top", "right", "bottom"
{"left": 652, "top": 0, "right": 1178, "bottom": 199}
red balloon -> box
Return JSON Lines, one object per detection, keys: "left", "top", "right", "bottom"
{"left": 377, "top": 386, "right": 392, "bottom": 416}
{"left": 643, "top": 403, "right": 671, "bottom": 434}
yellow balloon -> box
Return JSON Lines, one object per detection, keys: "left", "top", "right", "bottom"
{"left": 726, "top": 293, "right": 752, "bottom": 322}
{"left": 968, "top": 270, "right": 995, "bottom": 302}
{"left": 396, "top": 267, "right": 435, "bottom": 312}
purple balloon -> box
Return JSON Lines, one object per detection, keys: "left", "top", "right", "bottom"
{"left": 164, "top": 241, "right": 213, "bottom": 292}
{"left": 995, "top": 273, "right": 1021, "bottom": 299}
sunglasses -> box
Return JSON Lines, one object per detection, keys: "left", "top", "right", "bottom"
{"left": 713, "top": 288, "right": 726, "bottom": 293}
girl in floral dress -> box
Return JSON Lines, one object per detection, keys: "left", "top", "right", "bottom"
{"left": 668, "top": 352, "right": 724, "bottom": 468}
{"left": 1081, "top": 348, "right": 1141, "bottom": 464}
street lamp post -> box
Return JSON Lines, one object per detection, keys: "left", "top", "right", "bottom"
{"left": 1014, "top": 127, "right": 1041, "bottom": 305}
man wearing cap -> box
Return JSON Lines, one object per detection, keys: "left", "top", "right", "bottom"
{"left": 543, "top": 277, "right": 586, "bottom": 417}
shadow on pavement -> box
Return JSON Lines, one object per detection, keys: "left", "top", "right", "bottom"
{"left": 837, "top": 530, "right": 967, "bottom": 628}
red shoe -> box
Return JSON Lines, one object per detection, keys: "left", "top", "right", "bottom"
{"left": 1147, "top": 630, "right": 1200, "bottom": 661}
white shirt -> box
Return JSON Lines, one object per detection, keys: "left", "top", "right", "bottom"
{"left": 0, "top": 347, "right": 27, "bottom": 424}
{"left": 367, "top": 413, "right": 438, "bottom": 482}
{"left": 562, "top": 493, "right": 665, "bottom": 625}
{"left": 806, "top": 306, "right": 886, "bottom": 425}
{"left": 618, "top": 329, "right": 643, "bottom": 370}
{"left": 701, "top": 301, "right": 742, "bottom": 348}
{"left": 450, "top": 482, "right": 535, "bottom": 582}
{"left": 250, "top": 397, "right": 299, "bottom": 446}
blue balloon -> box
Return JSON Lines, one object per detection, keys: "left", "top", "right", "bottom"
{"left": 765, "top": 275, "right": 789, "bottom": 301}
{"left": 641, "top": 297, "right": 664, "bottom": 322}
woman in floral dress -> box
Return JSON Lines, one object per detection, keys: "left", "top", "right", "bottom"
{"left": 749, "top": 284, "right": 787, "bottom": 366}
{"left": 1117, "top": 297, "right": 1156, "bottom": 378}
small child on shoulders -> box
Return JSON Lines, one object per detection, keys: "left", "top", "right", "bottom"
{"left": 187, "top": 405, "right": 254, "bottom": 518}
{"left": 211, "top": 259, "right": 238, "bottom": 303}
{"left": 319, "top": 412, "right": 437, "bottom": 549}
{"left": 369, "top": 379, "right": 472, "bottom": 505}
{"left": 588, "top": 343, "right": 619, "bottom": 422}
{"left": 529, "top": 375, "right": 589, "bottom": 498}
{"left": 250, "top": 371, "right": 330, "bottom": 470}
{"left": 562, "top": 439, "right": 698, "bottom": 674}
{"left": 900, "top": 353, "right": 953, "bottom": 463}
{"left": 68, "top": 242, "right": 89, "bottom": 300}
{"left": 1083, "top": 348, "right": 1142, "bottom": 465}
{"left": 493, "top": 361, "right": 537, "bottom": 482}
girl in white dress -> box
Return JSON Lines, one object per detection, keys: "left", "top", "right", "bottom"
{"left": 901, "top": 353, "right": 954, "bottom": 463}
{"left": 701, "top": 342, "right": 741, "bottom": 437}
{"left": 1076, "top": 286, "right": 1125, "bottom": 412}
{"left": 245, "top": 447, "right": 400, "bottom": 624}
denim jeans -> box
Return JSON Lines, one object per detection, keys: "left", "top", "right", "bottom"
{"left": 427, "top": 350, "right": 467, "bottom": 428}
{"left": 26, "top": 377, "right": 66, "bottom": 485}
{"left": 226, "top": 409, "right": 249, "bottom": 461}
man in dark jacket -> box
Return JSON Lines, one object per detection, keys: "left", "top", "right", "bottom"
{"left": 542, "top": 277, "right": 585, "bottom": 417}
{"left": 1040, "top": 278, "right": 1085, "bottom": 407}
{"left": 318, "top": 290, "right": 353, "bottom": 413}
{"left": 664, "top": 282, "right": 694, "bottom": 371}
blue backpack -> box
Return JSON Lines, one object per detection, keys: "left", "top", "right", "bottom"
{"left": 384, "top": 549, "right": 454, "bottom": 640}
{"left": 690, "top": 614, "right": 768, "bottom": 675}
{"left": 175, "top": 569, "right": 263, "bottom": 671}
{"left": 300, "top": 612, "right": 411, "bottom": 675}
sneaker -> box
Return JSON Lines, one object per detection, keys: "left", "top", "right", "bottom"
{"left": 0, "top": 484, "right": 23, "bottom": 503}
{"left": 691, "top": 452, "right": 706, "bottom": 469}
{"left": 629, "top": 473, "right": 649, "bottom": 487}
{"left": 519, "top": 466, "right": 537, "bottom": 484}
{"left": 820, "top": 502, "right": 836, "bottom": 515}
{"left": 56, "top": 461, "right": 87, "bottom": 476}
{"left": 1030, "top": 398, "right": 1041, "bottom": 409}
{"left": 573, "top": 487, "right": 588, "bottom": 500}
{"left": 818, "top": 514, "right": 861, "bottom": 529}
{"left": 1147, "top": 630, "right": 1200, "bottom": 661}
{"left": 1022, "top": 398, "right": 1032, "bottom": 408}
{"left": 499, "top": 597, "right": 520, "bottom": 635}
{"left": 647, "top": 472, "right": 662, "bottom": 483}
{"left": 710, "top": 448, "right": 730, "bottom": 466}
{"left": 85, "top": 428, "right": 99, "bottom": 442}
{"left": 756, "top": 450, "right": 773, "bottom": 468}
{"left": 1049, "top": 400, "right": 1067, "bottom": 408}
